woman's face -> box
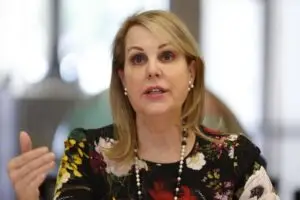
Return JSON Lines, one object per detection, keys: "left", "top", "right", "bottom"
{"left": 119, "top": 25, "right": 195, "bottom": 117}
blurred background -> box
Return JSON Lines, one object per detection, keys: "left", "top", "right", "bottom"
{"left": 0, "top": 0, "right": 299, "bottom": 199}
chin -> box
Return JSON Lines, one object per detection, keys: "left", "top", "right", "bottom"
{"left": 140, "top": 104, "right": 173, "bottom": 117}
{"left": 144, "top": 110, "right": 168, "bottom": 116}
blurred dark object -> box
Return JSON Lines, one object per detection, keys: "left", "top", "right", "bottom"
{"left": 270, "top": 177, "right": 279, "bottom": 192}
{"left": 39, "top": 176, "right": 56, "bottom": 200}
{"left": 295, "top": 189, "right": 300, "bottom": 200}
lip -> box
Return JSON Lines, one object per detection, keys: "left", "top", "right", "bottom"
{"left": 143, "top": 85, "right": 168, "bottom": 94}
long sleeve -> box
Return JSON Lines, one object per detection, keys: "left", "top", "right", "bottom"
{"left": 233, "top": 135, "right": 280, "bottom": 200}
{"left": 53, "top": 128, "right": 106, "bottom": 200}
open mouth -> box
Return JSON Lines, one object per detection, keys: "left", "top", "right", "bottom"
{"left": 144, "top": 87, "right": 167, "bottom": 95}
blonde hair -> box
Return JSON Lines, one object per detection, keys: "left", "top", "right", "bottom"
{"left": 107, "top": 10, "right": 206, "bottom": 164}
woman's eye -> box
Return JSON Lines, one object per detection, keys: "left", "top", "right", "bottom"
{"left": 130, "top": 53, "right": 147, "bottom": 65}
{"left": 160, "top": 51, "right": 175, "bottom": 62}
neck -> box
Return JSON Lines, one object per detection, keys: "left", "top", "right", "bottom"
{"left": 135, "top": 112, "right": 183, "bottom": 157}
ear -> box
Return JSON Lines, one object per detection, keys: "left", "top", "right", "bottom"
{"left": 118, "top": 69, "right": 126, "bottom": 87}
{"left": 188, "top": 60, "right": 196, "bottom": 82}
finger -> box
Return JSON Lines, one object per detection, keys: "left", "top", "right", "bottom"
{"left": 8, "top": 147, "right": 49, "bottom": 170}
{"left": 14, "top": 161, "right": 55, "bottom": 190}
{"left": 30, "top": 173, "right": 47, "bottom": 191}
{"left": 15, "top": 175, "right": 43, "bottom": 199}
{"left": 24, "top": 161, "right": 55, "bottom": 186}
{"left": 11, "top": 152, "right": 55, "bottom": 181}
{"left": 20, "top": 131, "right": 32, "bottom": 153}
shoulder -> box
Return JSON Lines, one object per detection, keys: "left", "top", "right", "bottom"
{"left": 199, "top": 125, "right": 259, "bottom": 152}
{"left": 198, "top": 125, "right": 266, "bottom": 170}
{"left": 68, "top": 124, "right": 114, "bottom": 140}
{"left": 197, "top": 127, "right": 275, "bottom": 198}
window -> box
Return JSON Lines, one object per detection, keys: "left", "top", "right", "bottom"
{"left": 0, "top": 0, "right": 50, "bottom": 89}
{"left": 59, "top": 0, "right": 169, "bottom": 95}
{"left": 201, "top": 0, "right": 265, "bottom": 134}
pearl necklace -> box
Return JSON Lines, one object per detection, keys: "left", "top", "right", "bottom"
{"left": 134, "top": 128, "right": 188, "bottom": 200}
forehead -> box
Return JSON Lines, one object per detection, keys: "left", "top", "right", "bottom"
{"left": 125, "top": 25, "right": 171, "bottom": 48}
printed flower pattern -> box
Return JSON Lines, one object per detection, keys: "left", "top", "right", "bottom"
{"left": 54, "top": 129, "right": 88, "bottom": 200}
{"left": 186, "top": 152, "right": 206, "bottom": 170}
{"left": 94, "top": 136, "right": 133, "bottom": 177}
{"left": 239, "top": 166, "right": 280, "bottom": 200}
{"left": 53, "top": 126, "right": 279, "bottom": 200}
{"left": 148, "top": 181, "right": 197, "bottom": 200}
{"left": 202, "top": 169, "right": 234, "bottom": 200}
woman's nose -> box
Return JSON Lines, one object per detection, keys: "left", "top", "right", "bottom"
{"left": 146, "top": 59, "right": 162, "bottom": 79}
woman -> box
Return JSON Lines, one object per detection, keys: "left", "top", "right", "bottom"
{"left": 7, "top": 10, "right": 279, "bottom": 200}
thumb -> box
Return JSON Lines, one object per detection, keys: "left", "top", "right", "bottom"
{"left": 20, "top": 131, "right": 32, "bottom": 153}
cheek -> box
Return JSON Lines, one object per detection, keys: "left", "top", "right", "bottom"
{"left": 123, "top": 70, "right": 144, "bottom": 100}
{"left": 177, "top": 80, "right": 189, "bottom": 98}
{"left": 167, "top": 70, "right": 190, "bottom": 100}
{"left": 126, "top": 81, "right": 145, "bottom": 112}
{"left": 168, "top": 67, "right": 189, "bottom": 88}
{"left": 124, "top": 70, "right": 141, "bottom": 88}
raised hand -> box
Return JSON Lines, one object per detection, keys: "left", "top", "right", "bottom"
{"left": 7, "top": 131, "right": 56, "bottom": 200}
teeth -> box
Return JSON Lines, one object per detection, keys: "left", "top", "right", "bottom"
{"left": 151, "top": 88, "right": 161, "bottom": 92}
{"left": 147, "top": 88, "right": 163, "bottom": 93}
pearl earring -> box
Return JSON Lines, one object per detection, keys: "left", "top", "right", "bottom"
{"left": 188, "top": 80, "right": 194, "bottom": 91}
{"left": 124, "top": 88, "right": 128, "bottom": 96}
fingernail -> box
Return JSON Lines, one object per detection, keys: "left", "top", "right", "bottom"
{"left": 40, "top": 146, "right": 49, "bottom": 152}
{"left": 20, "top": 131, "right": 26, "bottom": 135}
{"left": 50, "top": 152, "right": 56, "bottom": 158}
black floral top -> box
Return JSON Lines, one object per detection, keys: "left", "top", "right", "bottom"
{"left": 54, "top": 124, "right": 279, "bottom": 200}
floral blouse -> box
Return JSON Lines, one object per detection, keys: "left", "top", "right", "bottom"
{"left": 53, "top": 124, "right": 279, "bottom": 200}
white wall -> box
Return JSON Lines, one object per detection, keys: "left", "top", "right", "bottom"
{"left": 200, "top": 0, "right": 265, "bottom": 140}
{"left": 267, "top": 0, "right": 300, "bottom": 199}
